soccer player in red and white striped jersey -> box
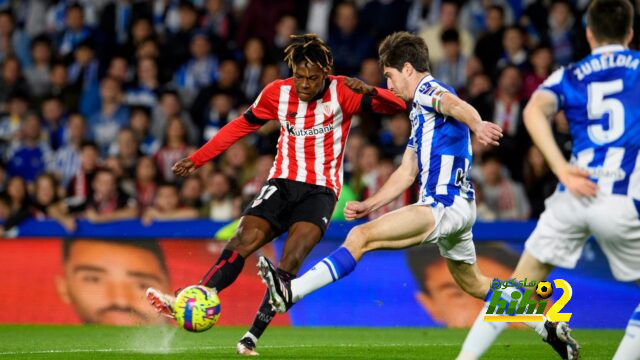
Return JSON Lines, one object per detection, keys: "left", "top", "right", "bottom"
{"left": 146, "top": 34, "right": 406, "bottom": 355}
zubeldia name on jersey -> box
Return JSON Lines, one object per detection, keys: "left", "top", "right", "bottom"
{"left": 573, "top": 52, "right": 640, "bottom": 80}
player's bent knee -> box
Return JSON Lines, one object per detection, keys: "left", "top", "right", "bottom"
{"left": 343, "top": 226, "right": 370, "bottom": 257}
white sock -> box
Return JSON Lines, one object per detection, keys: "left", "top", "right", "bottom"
{"left": 458, "top": 302, "right": 509, "bottom": 360}
{"left": 290, "top": 247, "right": 357, "bottom": 302}
{"left": 243, "top": 331, "right": 258, "bottom": 344}
{"left": 613, "top": 303, "right": 640, "bottom": 360}
{"left": 458, "top": 287, "right": 548, "bottom": 359}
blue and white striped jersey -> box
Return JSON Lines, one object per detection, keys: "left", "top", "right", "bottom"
{"left": 538, "top": 44, "right": 640, "bottom": 198}
{"left": 408, "top": 75, "right": 474, "bottom": 207}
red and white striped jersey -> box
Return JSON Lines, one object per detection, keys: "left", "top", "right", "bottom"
{"left": 247, "top": 75, "right": 405, "bottom": 196}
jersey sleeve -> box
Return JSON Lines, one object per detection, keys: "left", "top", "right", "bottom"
{"left": 248, "top": 81, "right": 280, "bottom": 121}
{"left": 535, "top": 67, "right": 566, "bottom": 111}
{"left": 337, "top": 76, "right": 407, "bottom": 115}
{"left": 414, "top": 81, "right": 450, "bottom": 114}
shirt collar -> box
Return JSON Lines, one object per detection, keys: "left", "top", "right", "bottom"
{"left": 412, "top": 74, "right": 433, "bottom": 101}
{"left": 592, "top": 44, "right": 626, "bottom": 54}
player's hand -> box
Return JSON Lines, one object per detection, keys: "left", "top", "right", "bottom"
{"left": 344, "top": 77, "right": 377, "bottom": 95}
{"left": 473, "top": 121, "right": 503, "bottom": 146}
{"left": 172, "top": 158, "right": 196, "bottom": 177}
{"left": 557, "top": 166, "right": 597, "bottom": 198}
{"left": 84, "top": 208, "right": 100, "bottom": 223}
{"left": 344, "top": 201, "right": 371, "bottom": 221}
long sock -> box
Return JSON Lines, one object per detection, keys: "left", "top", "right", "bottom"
{"left": 290, "top": 247, "right": 357, "bottom": 302}
{"left": 458, "top": 287, "right": 548, "bottom": 359}
{"left": 244, "top": 269, "right": 297, "bottom": 343}
{"left": 613, "top": 303, "right": 640, "bottom": 360}
{"left": 200, "top": 249, "right": 245, "bottom": 292}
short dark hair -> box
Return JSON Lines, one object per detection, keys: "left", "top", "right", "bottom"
{"left": 378, "top": 32, "right": 431, "bottom": 73}
{"left": 441, "top": 29, "right": 460, "bottom": 44}
{"left": 587, "top": 0, "right": 634, "bottom": 43}
{"left": 62, "top": 237, "right": 169, "bottom": 275}
{"left": 487, "top": 4, "right": 504, "bottom": 17}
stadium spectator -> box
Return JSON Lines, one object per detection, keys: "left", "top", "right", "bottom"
{"left": 202, "top": 91, "right": 238, "bottom": 144}
{"left": 49, "top": 113, "right": 85, "bottom": 187}
{"left": 0, "top": 175, "right": 29, "bottom": 235}
{"left": 419, "top": 0, "right": 473, "bottom": 64}
{"left": 49, "top": 62, "right": 80, "bottom": 112}
{"left": 55, "top": 237, "right": 171, "bottom": 325}
{"left": 433, "top": 29, "right": 467, "bottom": 91}
{"left": 241, "top": 37, "right": 266, "bottom": 101}
{"left": 155, "top": 116, "right": 190, "bottom": 182}
{"left": 24, "top": 35, "right": 53, "bottom": 98}
{"left": 164, "top": 1, "right": 200, "bottom": 72}
{"left": 152, "top": 90, "right": 199, "bottom": 146}
{"left": 359, "top": 58, "right": 384, "bottom": 88}
{"left": 180, "top": 175, "right": 204, "bottom": 210}
{"left": 63, "top": 168, "right": 138, "bottom": 223}
{"left": 142, "top": 182, "right": 198, "bottom": 225}
{"left": 0, "top": 90, "right": 29, "bottom": 151}
{"left": 0, "top": 10, "right": 31, "bottom": 67}
{"left": 87, "top": 76, "right": 129, "bottom": 156}
{"left": 327, "top": 2, "right": 373, "bottom": 76}
{"left": 201, "top": 0, "right": 236, "bottom": 50}
{"left": 6, "top": 114, "right": 52, "bottom": 183}
{"left": 190, "top": 58, "right": 245, "bottom": 123}
{"left": 30, "top": 173, "right": 76, "bottom": 231}
{"left": 365, "top": 157, "right": 414, "bottom": 220}
{"left": 543, "top": 0, "right": 579, "bottom": 66}
{"left": 360, "top": 0, "right": 411, "bottom": 43}
{"left": 40, "top": 95, "right": 67, "bottom": 151}
{"left": 270, "top": 14, "right": 297, "bottom": 76}
{"left": 242, "top": 154, "right": 274, "bottom": 200}
{"left": 135, "top": 156, "right": 158, "bottom": 212}
{"left": 473, "top": 5, "right": 506, "bottom": 77}
{"left": 235, "top": 0, "right": 295, "bottom": 49}
{"left": 477, "top": 151, "right": 530, "bottom": 220}
{"left": 522, "top": 146, "right": 556, "bottom": 219}
{"left": 67, "top": 40, "right": 99, "bottom": 93}
{"left": 304, "top": 0, "right": 332, "bottom": 41}
{"left": 56, "top": 3, "right": 93, "bottom": 58}
{"left": 67, "top": 141, "right": 100, "bottom": 201}
{"left": 220, "top": 140, "right": 255, "bottom": 186}
{"left": 174, "top": 32, "right": 219, "bottom": 101}
{"left": 129, "top": 106, "right": 160, "bottom": 156}
{"left": 201, "top": 171, "right": 240, "bottom": 221}
{"left": 350, "top": 143, "right": 380, "bottom": 198}
{"left": 0, "top": 57, "right": 28, "bottom": 107}
{"left": 522, "top": 45, "right": 553, "bottom": 99}
{"left": 125, "top": 56, "right": 161, "bottom": 107}
{"left": 108, "top": 127, "right": 141, "bottom": 183}
{"left": 378, "top": 113, "right": 411, "bottom": 163}
{"left": 497, "top": 26, "right": 528, "bottom": 69}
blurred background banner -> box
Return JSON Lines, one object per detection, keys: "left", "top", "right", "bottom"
{"left": 2, "top": 220, "right": 638, "bottom": 328}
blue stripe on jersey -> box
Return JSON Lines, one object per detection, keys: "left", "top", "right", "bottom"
{"left": 613, "top": 148, "right": 639, "bottom": 195}
{"left": 416, "top": 113, "right": 425, "bottom": 177}
{"left": 634, "top": 199, "right": 640, "bottom": 219}
{"left": 587, "top": 147, "right": 608, "bottom": 184}
{"left": 426, "top": 115, "right": 444, "bottom": 198}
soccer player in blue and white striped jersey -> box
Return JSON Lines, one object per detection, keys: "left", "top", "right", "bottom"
{"left": 459, "top": 1, "right": 639, "bottom": 359}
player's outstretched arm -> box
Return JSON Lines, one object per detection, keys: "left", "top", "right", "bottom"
{"left": 345, "top": 148, "right": 418, "bottom": 220}
{"left": 343, "top": 77, "right": 407, "bottom": 115}
{"left": 440, "top": 93, "right": 502, "bottom": 146}
{"left": 173, "top": 116, "right": 263, "bottom": 177}
{"left": 523, "top": 91, "right": 597, "bottom": 197}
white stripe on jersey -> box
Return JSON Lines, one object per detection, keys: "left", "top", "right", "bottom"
{"left": 575, "top": 148, "right": 594, "bottom": 168}
{"left": 313, "top": 99, "right": 327, "bottom": 187}
{"left": 294, "top": 101, "right": 308, "bottom": 182}
{"left": 462, "top": 158, "right": 471, "bottom": 199}
{"left": 628, "top": 152, "right": 640, "bottom": 199}
{"left": 419, "top": 115, "right": 436, "bottom": 201}
{"left": 436, "top": 155, "right": 454, "bottom": 195}
{"left": 276, "top": 85, "right": 291, "bottom": 179}
{"left": 328, "top": 80, "right": 342, "bottom": 191}
{"left": 598, "top": 147, "right": 625, "bottom": 193}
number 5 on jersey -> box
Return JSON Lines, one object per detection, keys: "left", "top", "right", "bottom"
{"left": 587, "top": 79, "right": 625, "bottom": 144}
{"left": 252, "top": 185, "right": 278, "bottom": 208}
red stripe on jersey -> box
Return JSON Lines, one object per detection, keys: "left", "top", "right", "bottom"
{"left": 286, "top": 86, "right": 301, "bottom": 180}
{"left": 303, "top": 100, "right": 319, "bottom": 184}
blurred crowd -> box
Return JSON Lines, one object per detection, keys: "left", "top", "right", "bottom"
{"left": 0, "top": 0, "right": 639, "bottom": 235}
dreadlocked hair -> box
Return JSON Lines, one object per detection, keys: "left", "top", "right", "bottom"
{"left": 284, "top": 34, "right": 333, "bottom": 72}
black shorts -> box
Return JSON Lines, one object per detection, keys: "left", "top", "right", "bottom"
{"left": 243, "top": 178, "right": 337, "bottom": 235}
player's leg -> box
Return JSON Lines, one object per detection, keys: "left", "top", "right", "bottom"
{"left": 239, "top": 222, "right": 323, "bottom": 355}
{"left": 147, "top": 215, "right": 277, "bottom": 318}
{"left": 613, "top": 281, "right": 640, "bottom": 360}
{"left": 261, "top": 204, "right": 436, "bottom": 312}
{"left": 458, "top": 191, "right": 587, "bottom": 360}
{"left": 589, "top": 195, "right": 640, "bottom": 360}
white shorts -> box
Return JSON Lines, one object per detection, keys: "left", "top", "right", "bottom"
{"left": 421, "top": 196, "right": 477, "bottom": 264}
{"left": 525, "top": 191, "right": 640, "bottom": 281}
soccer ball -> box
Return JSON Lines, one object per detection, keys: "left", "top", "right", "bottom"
{"left": 174, "top": 285, "right": 221, "bottom": 332}
{"left": 535, "top": 281, "right": 553, "bottom": 299}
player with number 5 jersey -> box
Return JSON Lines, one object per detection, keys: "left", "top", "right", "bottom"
{"left": 145, "top": 34, "right": 406, "bottom": 356}
{"left": 458, "top": 1, "right": 640, "bottom": 359}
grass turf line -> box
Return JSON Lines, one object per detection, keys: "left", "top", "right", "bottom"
{"left": 0, "top": 325, "right": 623, "bottom": 359}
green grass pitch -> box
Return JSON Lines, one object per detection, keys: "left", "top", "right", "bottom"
{"left": 0, "top": 325, "right": 623, "bottom": 359}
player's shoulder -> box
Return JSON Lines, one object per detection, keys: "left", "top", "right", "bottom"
{"left": 413, "top": 75, "right": 455, "bottom": 106}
